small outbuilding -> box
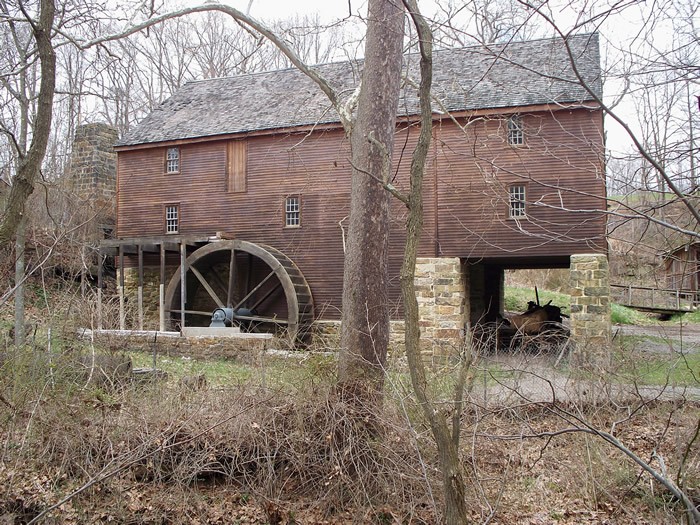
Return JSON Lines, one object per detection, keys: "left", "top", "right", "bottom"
{"left": 664, "top": 241, "right": 700, "bottom": 297}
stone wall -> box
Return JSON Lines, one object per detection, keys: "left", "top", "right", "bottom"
{"left": 570, "top": 253, "right": 611, "bottom": 366}
{"left": 311, "top": 319, "right": 407, "bottom": 353}
{"left": 91, "top": 330, "right": 273, "bottom": 362}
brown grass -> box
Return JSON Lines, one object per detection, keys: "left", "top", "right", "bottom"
{"left": 0, "top": 336, "right": 698, "bottom": 524}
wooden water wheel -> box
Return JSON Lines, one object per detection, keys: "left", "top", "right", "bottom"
{"left": 164, "top": 240, "right": 314, "bottom": 341}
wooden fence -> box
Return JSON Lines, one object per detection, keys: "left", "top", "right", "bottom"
{"left": 610, "top": 284, "right": 698, "bottom": 313}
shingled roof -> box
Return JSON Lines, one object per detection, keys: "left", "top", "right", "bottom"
{"left": 117, "top": 33, "right": 601, "bottom": 147}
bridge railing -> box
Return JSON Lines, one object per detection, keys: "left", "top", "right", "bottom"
{"left": 610, "top": 284, "right": 699, "bottom": 312}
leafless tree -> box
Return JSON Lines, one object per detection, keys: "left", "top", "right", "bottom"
{"left": 336, "top": 0, "right": 405, "bottom": 403}
{"left": 0, "top": 0, "right": 56, "bottom": 348}
{"left": 432, "top": 0, "right": 541, "bottom": 46}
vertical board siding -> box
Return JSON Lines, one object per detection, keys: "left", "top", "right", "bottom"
{"left": 117, "top": 108, "right": 606, "bottom": 319}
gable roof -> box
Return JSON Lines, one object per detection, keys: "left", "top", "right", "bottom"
{"left": 117, "top": 33, "right": 601, "bottom": 147}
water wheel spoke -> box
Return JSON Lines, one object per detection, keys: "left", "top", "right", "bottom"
{"left": 248, "top": 282, "right": 282, "bottom": 311}
{"left": 167, "top": 309, "right": 213, "bottom": 317}
{"left": 232, "top": 269, "right": 277, "bottom": 310}
{"left": 208, "top": 269, "right": 229, "bottom": 301}
{"left": 190, "top": 265, "right": 225, "bottom": 308}
{"left": 231, "top": 313, "right": 289, "bottom": 325}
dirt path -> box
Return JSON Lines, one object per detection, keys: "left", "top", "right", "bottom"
{"left": 471, "top": 322, "right": 700, "bottom": 405}
{"left": 473, "top": 354, "right": 700, "bottom": 405}
{"left": 613, "top": 322, "right": 700, "bottom": 352}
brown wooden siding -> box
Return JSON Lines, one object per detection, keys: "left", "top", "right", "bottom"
{"left": 435, "top": 108, "right": 606, "bottom": 262}
{"left": 117, "top": 107, "right": 606, "bottom": 319}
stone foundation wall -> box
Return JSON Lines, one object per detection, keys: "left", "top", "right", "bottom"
{"left": 310, "top": 320, "right": 407, "bottom": 353}
{"left": 118, "top": 257, "right": 469, "bottom": 360}
{"left": 123, "top": 267, "right": 178, "bottom": 330}
{"left": 91, "top": 330, "right": 273, "bottom": 363}
{"left": 570, "top": 253, "right": 611, "bottom": 366}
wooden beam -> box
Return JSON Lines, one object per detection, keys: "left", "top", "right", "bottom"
{"left": 233, "top": 270, "right": 276, "bottom": 310}
{"left": 101, "top": 234, "right": 210, "bottom": 249}
{"left": 159, "top": 243, "right": 166, "bottom": 332}
{"left": 227, "top": 249, "right": 237, "bottom": 307}
{"left": 138, "top": 244, "right": 144, "bottom": 330}
{"left": 119, "top": 245, "right": 125, "bottom": 330}
{"left": 180, "top": 241, "right": 187, "bottom": 330}
{"left": 167, "top": 309, "right": 212, "bottom": 317}
{"left": 97, "top": 248, "right": 103, "bottom": 330}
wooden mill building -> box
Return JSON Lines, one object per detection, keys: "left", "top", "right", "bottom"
{"left": 106, "top": 33, "right": 607, "bottom": 345}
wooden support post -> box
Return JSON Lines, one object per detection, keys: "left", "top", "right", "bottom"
{"left": 159, "top": 243, "right": 166, "bottom": 332}
{"left": 138, "top": 244, "right": 144, "bottom": 330}
{"left": 180, "top": 242, "right": 187, "bottom": 331}
{"left": 97, "top": 249, "right": 103, "bottom": 330}
{"left": 119, "top": 246, "right": 125, "bottom": 330}
{"left": 80, "top": 245, "right": 87, "bottom": 298}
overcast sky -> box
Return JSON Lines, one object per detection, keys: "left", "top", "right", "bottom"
{"left": 169, "top": 0, "right": 686, "bottom": 157}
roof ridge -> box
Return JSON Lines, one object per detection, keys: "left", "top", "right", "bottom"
{"left": 117, "top": 33, "right": 601, "bottom": 147}
{"left": 183, "top": 33, "right": 598, "bottom": 86}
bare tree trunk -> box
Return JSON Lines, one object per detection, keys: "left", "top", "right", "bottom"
{"left": 337, "top": 0, "right": 405, "bottom": 403}
{"left": 0, "top": 0, "right": 56, "bottom": 244}
{"left": 14, "top": 217, "right": 25, "bottom": 347}
{"left": 401, "top": 2, "right": 470, "bottom": 522}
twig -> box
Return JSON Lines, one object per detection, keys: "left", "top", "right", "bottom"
{"left": 27, "top": 395, "right": 272, "bottom": 524}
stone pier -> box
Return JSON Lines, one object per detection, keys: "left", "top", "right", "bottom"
{"left": 569, "top": 253, "right": 611, "bottom": 366}
{"left": 414, "top": 257, "right": 466, "bottom": 360}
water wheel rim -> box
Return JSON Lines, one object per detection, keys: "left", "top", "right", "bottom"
{"left": 164, "top": 240, "right": 313, "bottom": 340}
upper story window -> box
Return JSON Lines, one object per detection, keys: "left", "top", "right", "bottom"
{"left": 166, "top": 147, "right": 180, "bottom": 173}
{"left": 507, "top": 115, "right": 524, "bottom": 146}
{"left": 165, "top": 204, "right": 179, "bottom": 233}
{"left": 227, "top": 140, "right": 247, "bottom": 193}
{"left": 509, "top": 185, "right": 526, "bottom": 218}
{"left": 285, "top": 196, "right": 300, "bottom": 227}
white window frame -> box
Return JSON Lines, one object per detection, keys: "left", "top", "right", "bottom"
{"left": 509, "top": 185, "right": 526, "bottom": 218}
{"left": 165, "top": 204, "right": 179, "bottom": 233}
{"left": 507, "top": 115, "right": 524, "bottom": 146}
{"left": 285, "top": 196, "right": 300, "bottom": 227}
{"left": 166, "top": 147, "right": 180, "bottom": 174}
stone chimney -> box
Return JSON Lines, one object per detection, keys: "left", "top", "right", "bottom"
{"left": 69, "top": 123, "right": 118, "bottom": 229}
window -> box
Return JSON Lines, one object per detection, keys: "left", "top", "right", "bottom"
{"left": 285, "top": 196, "right": 300, "bottom": 227}
{"left": 507, "top": 115, "right": 524, "bottom": 146}
{"left": 227, "top": 140, "right": 247, "bottom": 192}
{"left": 166, "top": 147, "right": 180, "bottom": 173}
{"left": 165, "top": 204, "right": 179, "bottom": 233}
{"left": 509, "top": 185, "right": 526, "bottom": 218}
